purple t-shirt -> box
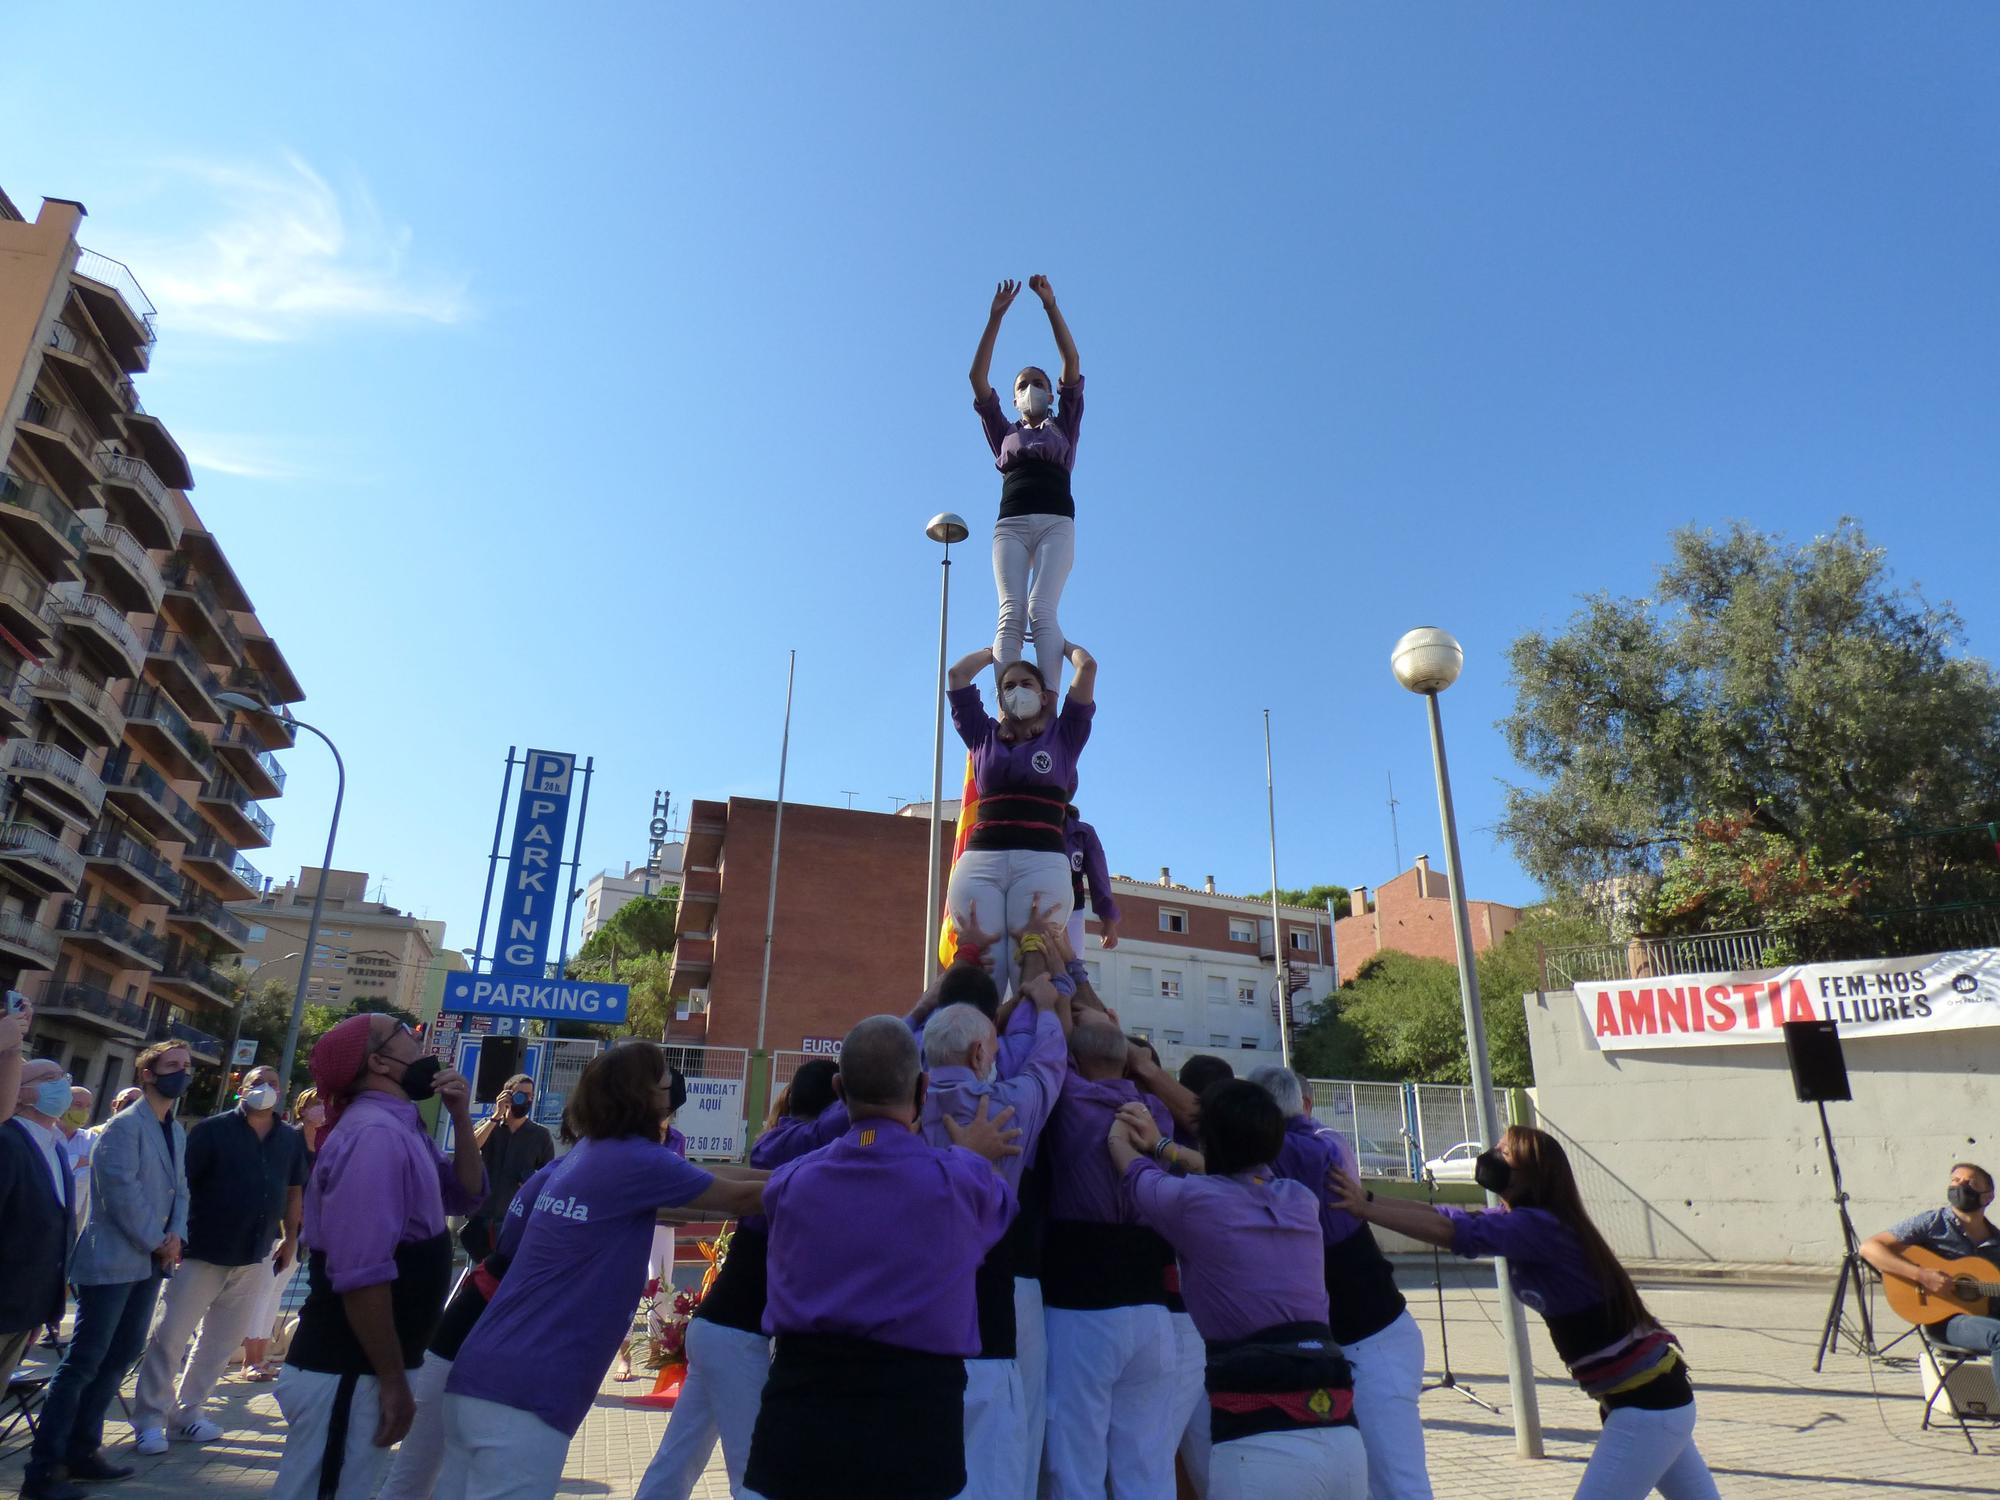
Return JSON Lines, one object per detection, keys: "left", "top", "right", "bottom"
{"left": 446, "top": 1135, "right": 716, "bottom": 1435}
{"left": 665, "top": 1125, "right": 686, "bottom": 1158}
{"left": 974, "top": 374, "right": 1085, "bottom": 473}
{"left": 1270, "top": 1115, "right": 1369, "bottom": 1249}
{"left": 1440, "top": 1205, "right": 1605, "bottom": 1319}
{"left": 305, "top": 1091, "right": 485, "bottom": 1293}
{"left": 1120, "top": 1161, "right": 1329, "bottom": 1342}
{"left": 1043, "top": 1067, "right": 1174, "bottom": 1225}
{"left": 950, "top": 686, "right": 1092, "bottom": 798}
{"left": 919, "top": 1007, "right": 1066, "bottom": 1194}
{"left": 1066, "top": 818, "right": 1120, "bottom": 925}
{"left": 762, "top": 1119, "right": 1012, "bottom": 1357}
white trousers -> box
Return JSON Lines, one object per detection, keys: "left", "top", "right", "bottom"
{"left": 376, "top": 1350, "right": 455, "bottom": 1500}
{"left": 133, "top": 1257, "right": 275, "bottom": 1429}
{"left": 946, "top": 849, "right": 1074, "bottom": 1000}
{"left": 635, "top": 1319, "right": 772, "bottom": 1500}
{"left": 964, "top": 1357, "right": 1027, "bottom": 1500}
{"left": 1014, "top": 1278, "right": 1047, "bottom": 1500}
{"left": 1207, "top": 1427, "right": 1369, "bottom": 1500}
{"left": 435, "top": 1392, "right": 572, "bottom": 1500}
{"left": 992, "top": 512, "right": 1075, "bottom": 696}
{"left": 1345, "top": 1310, "right": 1432, "bottom": 1500}
{"left": 1041, "top": 1304, "right": 1176, "bottom": 1500}
{"left": 1169, "top": 1311, "right": 1211, "bottom": 1496}
{"left": 271, "top": 1365, "right": 396, "bottom": 1500}
{"left": 244, "top": 1258, "right": 298, "bottom": 1350}
{"left": 1573, "top": 1400, "right": 1719, "bottom": 1500}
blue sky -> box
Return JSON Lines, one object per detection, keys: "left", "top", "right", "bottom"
{"left": 3, "top": 5, "right": 1995, "bottom": 953}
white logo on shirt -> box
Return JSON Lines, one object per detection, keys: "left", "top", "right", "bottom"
{"left": 1071, "top": 851, "right": 1084, "bottom": 871}
{"left": 534, "top": 1190, "right": 591, "bottom": 1223}
{"left": 1031, "top": 750, "right": 1053, "bottom": 775}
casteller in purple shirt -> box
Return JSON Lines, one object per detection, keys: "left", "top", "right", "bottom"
{"left": 919, "top": 1006, "right": 1066, "bottom": 1196}
{"left": 305, "top": 1089, "right": 485, "bottom": 1293}
{"left": 974, "top": 374, "right": 1085, "bottom": 481}
{"left": 950, "top": 684, "right": 1092, "bottom": 813}
{"left": 1065, "top": 815, "right": 1120, "bottom": 928}
{"left": 1269, "top": 1113, "right": 1409, "bottom": 1344}
{"left": 1043, "top": 1066, "right": 1174, "bottom": 1226}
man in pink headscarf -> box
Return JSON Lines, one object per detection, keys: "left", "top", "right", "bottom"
{"left": 271, "top": 1014, "right": 484, "bottom": 1500}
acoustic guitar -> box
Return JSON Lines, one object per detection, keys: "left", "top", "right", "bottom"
{"left": 1881, "top": 1246, "right": 2000, "bottom": 1326}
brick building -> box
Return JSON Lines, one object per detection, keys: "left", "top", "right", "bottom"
{"left": 1333, "top": 855, "right": 1522, "bottom": 984}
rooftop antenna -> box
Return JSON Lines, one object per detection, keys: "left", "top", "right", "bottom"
{"left": 840, "top": 790, "right": 860, "bottom": 809}
{"left": 889, "top": 794, "right": 913, "bottom": 812}
{"left": 1387, "top": 771, "right": 1404, "bottom": 871}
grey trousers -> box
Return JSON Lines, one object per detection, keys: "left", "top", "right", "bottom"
{"left": 992, "top": 513, "right": 1075, "bottom": 693}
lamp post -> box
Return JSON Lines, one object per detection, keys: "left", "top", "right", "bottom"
{"left": 923, "top": 512, "right": 968, "bottom": 986}
{"left": 1389, "top": 627, "right": 1545, "bottom": 1459}
{"left": 217, "top": 691, "right": 344, "bottom": 1094}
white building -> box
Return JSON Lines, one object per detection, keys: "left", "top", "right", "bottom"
{"left": 580, "top": 845, "right": 687, "bottom": 940}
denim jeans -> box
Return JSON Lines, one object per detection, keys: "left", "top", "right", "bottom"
{"left": 28, "top": 1273, "right": 164, "bottom": 1478}
{"left": 1939, "top": 1312, "right": 2000, "bottom": 1384}
{"left": 992, "top": 513, "right": 1075, "bottom": 694}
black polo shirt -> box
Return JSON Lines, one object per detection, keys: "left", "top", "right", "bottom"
{"left": 184, "top": 1110, "right": 308, "bottom": 1266}
{"left": 473, "top": 1116, "right": 555, "bottom": 1225}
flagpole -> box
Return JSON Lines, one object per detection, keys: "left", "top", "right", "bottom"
{"left": 744, "top": 650, "right": 795, "bottom": 1156}
{"left": 1265, "top": 709, "right": 1293, "bottom": 1069}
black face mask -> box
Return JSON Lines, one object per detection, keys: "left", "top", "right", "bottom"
{"left": 1473, "top": 1149, "right": 1512, "bottom": 1195}
{"left": 1948, "top": 1183, "right": 1986, "bottom": 1214}
{"left": 396, "top": 1055, "right": 443, "bottom": 1103}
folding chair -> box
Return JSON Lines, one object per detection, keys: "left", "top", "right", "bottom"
{"left": 1919, "top": 1334, "right": 2000, "bottom": 1454}
{"left": 1, "top": 1368, "right": 51, "bottom": 1459}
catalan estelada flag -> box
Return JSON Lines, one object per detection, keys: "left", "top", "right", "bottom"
{"left": 936, "top": 751, "right": 978, "bottom": 967}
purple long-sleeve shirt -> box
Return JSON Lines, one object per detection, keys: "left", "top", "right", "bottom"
{"left": 919, "top": 1007, "right": 1066, "bottom": 1194}
{"left": 950, "top": 685, "right": 1093, "bottom": 801}
{"left": 762, "top": 1119, "right": 1013, "bottom": 1356}
{"left": 1043, "top": 1067, "right": 1174, "bottom": 1225}
{"left": 1065, "top": 817, "right": 1120, "bottom": 925}
{"left": 974, "top": 374, "right": 1085, "bottom": 473}
{"left": 1120, "top": 1160, "right": 1329, "bottom": 1342}
{"left": 1440, "top": 1204, "right": 1606, "bottom": 1319}
{"left": 304, "top": 1090, "right": 486, "bottom": 1293}
{"left": 909, "top": 989, "right": 1051, "bottom": 1085}
{"left": 1270, "top": 1115, "right": 1370, "bottom": 1249}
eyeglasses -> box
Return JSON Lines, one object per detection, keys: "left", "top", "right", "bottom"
{"left": 368, "top": 1022, "right": 417, "bottom": 1057}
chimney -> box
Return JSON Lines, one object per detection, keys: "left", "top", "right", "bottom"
{"left": 1159, "top": 866, "right": 1172, "bottom": 887}
{"left": 1203, "top": 875, "right": 1216, "bottom": 894}
{"left": 1352, "top": 884, "right": 1368, "bottom": 915}
{"left": 1415, "top": 853, "right": 1430, "bottom": 896}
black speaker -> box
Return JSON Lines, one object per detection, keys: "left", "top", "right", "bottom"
{"left": 474, "top": 1037, "right": 524, "bottom": 1099}
{"left": 1783, "top": 1020, "right": 1851, "bottom": 1103}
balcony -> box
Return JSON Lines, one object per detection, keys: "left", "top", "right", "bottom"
{"left": 43, "top": 320, "right": 126, "bottom": 426}
{"left": 71, "top": 249, "right": 156, "bottom": 373}
{"left": 39, "top": 979, "right": 150, "bottom": 1040}
{"left": 0, "top": 908, "right": 60, "bottom": 970}
{"left": 0, "top": 566, "right": 56, "bottom": 654}
{"left": 160, "top": 558, "right": 244, "bottom": 665}
{"left": 100, "top": 751, "right": 204, "bottom": 841}
{"left": 16, "top": 394, "right": 102, "bottom": 500}
{"left": 0, "top": 664, "right": 36, "bottom": 731}
{"left": 122, "top": 687, "right": 214, "bottom": 781}
{"left": 49, "top": 590, "right": 143, "bottom": 678}
{"left": 199, "top": 770, "right": 274, "bottom": 848}
{"left": 180, "top": 834, "right": 261, "bottom": 901}
{"left": 119, "top": 412, "right": 193, "bottom": 492}
{"left": 93, "top": 448, "right": 182, "bottom": 551}
{"left": 0, "top": 473, "right": 86, "bottom": 578}
{"left": 155, "top": 951, "right": 240, "bottom": 1006}
{"left": 1, "top": 737, "right": 107, "bottom": 826}
{"left": 141, "top": 623, "right": 225, "bottom": 723}
{"left": 162, "top": 1019, "right": 223, "bottom": 1065}
{"left": 214, "top": 719, "right": 285, "bottom": 797}
{"left": 0, "top": 821, "right": 86, "bottom": 896}
{"left": 81, "top": 516, "right": 165, "bottom": 613}
{"left": 169, "top": 890, "right": 249, "bottom": 952}
{"left": 81, "top": 824, "right": 184, "bottom": 906}
{"left": 58, "top": 904, "right": 166, "bottom": 971}
{"left": 224, "top": 671, "right": 297, "bottom": 749}
{"left": 30, "top": 666, "right": 126, "bottom": 749}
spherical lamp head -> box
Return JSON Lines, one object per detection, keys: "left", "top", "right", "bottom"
{"left": 926, "top": 511, "right": 970, "bottom": 545}
{"left": 1391, "top": 627, "right": 1464, "bottom": 695}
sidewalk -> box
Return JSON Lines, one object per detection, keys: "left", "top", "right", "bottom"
{"left": 3, "top": 1270, "right": 1992, "bottom": 1498}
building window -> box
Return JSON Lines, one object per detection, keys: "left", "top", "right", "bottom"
{"left": 1159, "top": 908, "right": 1188, "bottom": 935}
{"left": 1163, "top": 1030, "right": 1183, "bottom": 1046}
{"left": 1160, "top": 972, "right": 1182, "bottom": 1000}
{"left": 1289, "top": 928, "right": 1316, "bottom": 953}
{"left": 1209, "top": 1032, "right": 1230, "bottom": 1046}
{"left": 1240, "top": 1037, "right": 1260, "bottom": 1050}
{"left": 1129, "top": 966, "right": 1152, "bottom": 997}
{"left": 1228, "top": 917, "right": 1256, "bottom": 943}
{"left": 246, "top": 923, "right": 267, "bottom": 942}
{"left": 1237, "top": 980, "right": 1259, "bottom": 1004}
{"left": 1206, "top": 975, "right": 1227, "bottom": 1004}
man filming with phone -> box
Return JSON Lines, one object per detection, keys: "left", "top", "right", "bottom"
{"left": 1861, "top": 1163, "right": 2000, "bottom": 1383}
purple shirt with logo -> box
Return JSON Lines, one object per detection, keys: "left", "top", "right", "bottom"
{"left": 1044, "top": 1067, "right": 1174, "bottom": 1225}
{"left": 949, "top": 686, "right": 1092, "bottom": 797}
{"left": 1440, "top": 1204, "right": 1604, "bottom": 1318}
{"left": 1120, "top": 1161, "right": 1329, "bottom": 1342}
{"left": 305, "top": 1090, "right": 486, "bottom": 1293}
{"left": 446, "top": 1135, "right": 716, "bottom": 1435}
{"left": 919, "top": 1007, "right": 1066, "bottom": 1195}
{"left": 1066, "top": 817, "right": 1120, "bottom": 925}
{"left": 974, "top": 374, "right": 1085, "bottom": 473}
{"left": 1270, "top": 1115, "right": 1369, "bottom": 1249}
{"left": 762, "top": 1119, "right": 1012, "bottom": 1356}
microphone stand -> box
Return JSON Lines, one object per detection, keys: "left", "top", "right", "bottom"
{"left": 1417, "top": 1165, "right": 1498, "bottom": 1412}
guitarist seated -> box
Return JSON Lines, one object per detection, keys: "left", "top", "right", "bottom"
{"left": 1861, "top": 1162, "right": 2000, "bottom": 1378}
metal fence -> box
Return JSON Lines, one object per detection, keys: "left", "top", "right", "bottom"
{"left": 1307, "top": 1077, "right": 1522, "bottom": 1178}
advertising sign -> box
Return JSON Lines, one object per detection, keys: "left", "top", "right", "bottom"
{"left": 495, "top": 750, "right": 575, "bottom": 976}
{"left": 1574, "top": 946, "right": 2000, "bottom": 1051}
{"left": 443, "top": 973, "right": 630, "bottom": 1025}
{"left": 800, "top": 1036, "right": 841, "bottom": 1055}
{"left": 681, "top": 1074, "right": 746, "bottom": 1159}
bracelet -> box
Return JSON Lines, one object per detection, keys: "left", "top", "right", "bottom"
{"left": 1016, "top": 934, "right": 1045, "bottom": 957}
{"left": 1150, "top": 1137, "right": 1172, "bottom": 1163}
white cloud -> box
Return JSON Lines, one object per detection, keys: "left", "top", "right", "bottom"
{"left": 128, "top": 153, "right": 470, "bottom": 342}
{"left": 175, "top": 431, "right": 307, "bottom": 482}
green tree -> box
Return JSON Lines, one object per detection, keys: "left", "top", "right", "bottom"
{"left": 1500, "top": 521, "right": 2000, "bottom": 925}
{"left": 231, "top": 976, "right": 418, "bottom": 1093}
{"left": 569, "top": 890, "right": 678, "bottom": 973}
{"left": 1247, "top": 884, "right": 1352, "bottom": 919}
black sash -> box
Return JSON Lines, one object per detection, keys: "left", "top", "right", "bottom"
{"left": 1039, "top": 1220, "right": 1173, "bottom": 1311}
{"left": 694, "top": 1221, "right": 770, "bottom": 1335}
{"left": 966, "top": 791, "right": 1070, "bottom": 855}
{"left": 973, "top": 1245, "right": 1017, "bottom": 1360}
{"left": 1322, "top": 1225, "right": 1408, "bottom": 1345}
{"left": 428, "top": 1252, "right": 510, "bottom": 1363}
{"left": 744, "top": 1333, "right": 967, "bottom": 1500}
{"left": 1204, "top": 1320, "right": 1356, "bottom": 1446}
{"left": 288, "top": 1231, "right": 453, "bottom": 1375}
{"left": 998, "top": 457, "right": 1074, "bottom": 519}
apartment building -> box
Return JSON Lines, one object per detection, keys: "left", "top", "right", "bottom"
{"left": 0, "top": 191, "right": 301, "bottom": 1110}
{"left": 1334, "top": 855, "right": 1522, "bottom": 983}
{"left": 580, "top": 846, "right": 686, "bottom": 940}
{"left": 233, "top": 867, "right": 448, "bottom": 1020}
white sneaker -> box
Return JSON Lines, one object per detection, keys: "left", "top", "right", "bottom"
{"left": 135, "top": 1427, "right": 168, "bottom": 1456}
{"left": 175, "top": 1417, "right": 225, "bottom": 1443}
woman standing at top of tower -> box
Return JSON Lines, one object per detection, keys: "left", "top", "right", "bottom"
{"left": 970, "top": 275, "right": 1083, "bottom": 695}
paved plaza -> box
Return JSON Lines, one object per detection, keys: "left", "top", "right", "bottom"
{"left": 3, "top": 1267, "right": 1995, "bottom": 1498}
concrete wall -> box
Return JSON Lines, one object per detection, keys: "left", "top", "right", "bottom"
{"left": 1524, "top": 987, "right": 2000, "bottom": 1265}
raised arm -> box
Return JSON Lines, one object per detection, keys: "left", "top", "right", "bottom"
{"left": 949, "top": 646, "right": 997, "bottom": 691}
{"left": 1328, "top": 1164, "right": 1457, "bottom": 1249}
{"left": 970, "top": 280, "right": 1022, "bottom": 397}
{"left": 1030, "top": 276, "right": 1079, "bottom": 384}
{"left": 1064, "top": 644, "right": 1097, "bottom": 706}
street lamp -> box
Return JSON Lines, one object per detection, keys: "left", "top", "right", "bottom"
{"left": 217, "top": 691, "right": 345, "bottom": 1093}
{"left": 1390, "top": 626, "right": 1545, "bottom": 1458}
{"left": 923, "top": 511, "right": 968, "bottom": 986}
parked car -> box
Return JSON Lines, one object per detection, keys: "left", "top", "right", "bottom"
{"left": 1355, "top": 1136, "right": 1409, "bottom": 1177}
{"left": 1422, "top": 1141, "right": 1483, "bottom": 1183}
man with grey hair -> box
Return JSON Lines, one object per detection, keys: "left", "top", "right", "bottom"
{"left": 1, "top": 1057, "right": 78, "bottom": 1395}
{"left": 921, "top": 975, "right": 1068, "bottom": 1500}
{"left": 1254, "top": 1065, "right": 1434, "bottom": 1500}
{"left": 744, "top": 1014, "right": 1022, "bottom": 1500}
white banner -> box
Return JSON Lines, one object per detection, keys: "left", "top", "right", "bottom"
{"left": 1576, "top": 946, "right": 2000, "bottom": 1051}
{"left": 680, "top": 1074, "right": 746, "bottom": 1159}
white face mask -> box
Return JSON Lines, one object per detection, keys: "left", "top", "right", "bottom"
{"left": 242, "top": 1084, "right": 279, "bottom": 1112}
{"left": 1001, "top": 685, "right": 1043, "bottom": 719}
{"left": 1014, "top": 384, "right": 1051, "bottom": 420}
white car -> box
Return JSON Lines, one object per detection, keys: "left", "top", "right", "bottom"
{"left": 1422, "top": 1142, "right": 1484, "bottom": 1183}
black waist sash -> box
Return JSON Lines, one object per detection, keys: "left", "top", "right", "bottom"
{"left": 694, "top": 1221, "right": 770, "bottom": 1335}
{"left": 1323, "top": 1226, "right": 1408, "bottom": 1345}
{"left": 1204, "top": 1320, "right": 1356, "bottom": 1446}
{"left": 974, "top": 1244, "right": 1017, "bottom": 1361}
{"left": 428, "top": 1250, "right": 511, "bottom": 1363}
{"left": 288, "top": 1231, "right": 453, "bottom": 1375}
{"left": 967, "top": 790, "right": 1070, "bottom": 855}
{"left": 1544, "top": 1304, "right": 1694, "bottom": 1415}
{"left": 744, "top": 1332, "right": 967, "bottom": 1500}
{"left": 998, "top": 457, "right": 1075, "bottom": 520}
{"left": 1039, "top": 1220, "right": 1173, "bottom": 1311}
